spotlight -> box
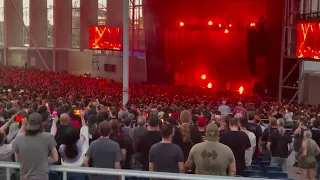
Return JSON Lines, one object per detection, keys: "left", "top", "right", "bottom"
{"left": 207, "top": 82, "right": 212, "bottom": 89}
{"left": 208, "top": 21, "right": 213, "bottom": 26}
{"left": 224, "top": 29, "right": 229, "bottom": 34}
{"left": 250, "top": 23, "right": 256, "bottom": 27}
{"left": 180, "top": 22, "right": 184, "bottom": 27}
{"left": 201, "top": 74, "right": 207, "bottom": 80}
{"left": 218, "top": 23, "right": 222, "bottom": 28}
{"left": 228, "top": 24, "right": 232, "bottom": 27}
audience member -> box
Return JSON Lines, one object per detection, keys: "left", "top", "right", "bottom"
{"left": 239, "top": 116, "right": 256, "bottom": 167}
{"left": 84, "top": 121, "right": 122, "bottom": 180}
{"left": 149, "top": 124, "right": 184, "bottom": 173}
{"left": 13, "top": 113, "right": 58, "bottom": 180}
{"left": 186, "top": 124, "right": 236, "bottom": 176}
{"left": 267, "top": 118, "right": 292, "bottom": 172}
{"left": 219, "top": 118, "right": 250, "bottom": 176}
{"left": 136, "top": 116, "right": 162, "bottom": 171}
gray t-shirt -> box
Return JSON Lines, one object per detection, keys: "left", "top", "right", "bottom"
{"left": 12, "top": 132, "right": 57, "bottom": 180}
{"left": 149, "top": 143, "right": 184, "bottom": 173}
{"left": 86, "top": 138, "right": 122, "bottom": 180}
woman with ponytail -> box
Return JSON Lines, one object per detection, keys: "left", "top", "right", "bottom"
{"left": 298, "top": 130, "right": 320, "bottom": 180}
{"left": 266, "top": 118, "right": 293, "bottom": 172}
{"left": 59, "top": 112, "right": 89, "bottom": 167}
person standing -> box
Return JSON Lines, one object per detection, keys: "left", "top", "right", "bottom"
{"left": 298, "top": 130, "right": 320, "bottom": 180}
{"left": 219, "top": 118, "right": 251, "bottom": 176}
{"left": 83, "top": 121, "right": 122, "bottom": 180}
{"left": 136, "top": 116, "right": 162, "bottom": 171}
{"left": 13, "top": 113, "right": 59, "bottom": 180}
{"left": 186, "top": 124, "right": 236, "bottom": 176}
{"left": 149, "top": 124, "right": 184, "bottom": 173}
{"left": 218, "top": 100, "right": 231, "bottom": 116}
{"left": 239, "top": 116, "right": 256, "bottom": 167}
{"left": 267, "top": 118, "right": 293, "bottom": 172}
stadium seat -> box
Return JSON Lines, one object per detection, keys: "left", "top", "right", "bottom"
{"left": 260, "top": 161, "right": 271, "bottom": 167}
{"left": 266, "top": 171, "right": 288, "bottom": 179}
{"left": 249, "top": 176, "right": 264, "bottom": 178}
{"left": 67, "top": 172, "right": 87, "bottom": 180}
{"left": 251, "top": 160, "right": 260, "bottom": 166}
{"left": 49, "top": 172, "right": 61, "bottom": 180}
{"left": 264, "top": 166, "right": 282, "bottom": 176}
{"left": 244, "top": 170, "right": 263, "bottom": 177}
{"left": 246, "top": 165, "right": 262, "bottom": 171}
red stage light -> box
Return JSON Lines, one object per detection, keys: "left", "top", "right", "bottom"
{"left": 224, "top": 29, "right": 229, "bottom": 34}
{"left": 208, "top": 21, "right": 213, "bottom": 26}
{"left": 229, "top": 24, "right": 232, "bottom": 27}
{"left": 218, "top": 24, "right": 222, "bottom": 28}
{"left": 207, "top": 82, "right": 212, "bottom": 89}
{"left": 180, "top": 22, "right": 185, "bottom": 27}
{"left": 238, "top": 86, "right": 244, "bottom": 94}
{"left": 201, "top": 74, "right": 207, "bottom": 80}
{"left": 250, "top": 23, "right": 256, "bottom": 27}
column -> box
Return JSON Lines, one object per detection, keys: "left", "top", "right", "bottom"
{"left": 5, "top": 0, "right": 23, "bottom": 47}
{"left": 54, "top": 0, "right": 72, "bottom": 48}
{"left": 107, "top": 0, "right": 123, "bottom": 27}
{"left": 80, "top": 0, "right": 98, "bottom": 50}
{"left": 29, "top": 0, "right": 47, "bottom": 47}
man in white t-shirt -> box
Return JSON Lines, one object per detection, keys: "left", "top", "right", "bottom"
{"left": 284, "top": 110, "right": 293, "bottom": 126}
{"left": 218, "top": 100, "right": 231, "bottom": 116}
{"left": 239, "top": 116, "right": 256, "bottom": 167}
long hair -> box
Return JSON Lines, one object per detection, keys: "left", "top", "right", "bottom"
{"left": 64, "top": 129, "right": 80, "bottom": 159}
{"left": 277, "top": 118, "right": 285, "bottom": 136}
{"left": 180, "top": 123, "right": 192, "bottom": 144}
{"left": 109, "top": 119, "right": 119, "bottom": 139}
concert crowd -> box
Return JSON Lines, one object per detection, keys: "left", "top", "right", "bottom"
{"left": 0, "top": 66, "right": 319, "bottom": 180}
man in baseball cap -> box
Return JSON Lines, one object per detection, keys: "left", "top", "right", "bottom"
{"left": 185, "top": 124, "right": 236, "bottom": 176}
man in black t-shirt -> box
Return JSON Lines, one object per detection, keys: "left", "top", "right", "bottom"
{"left": 220, "top": 118, "right": 251, "bottom": 176}
{"left": 136, "top": 116, "right": 162, "bottom": 171}
{"left": 247, "top": 111, "right": 262, "bottom": 158}
{"left": 260, "top": 117, "right": 278, "bottom": 160}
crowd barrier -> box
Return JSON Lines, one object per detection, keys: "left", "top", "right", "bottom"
{"left": 0, "top": 161, "right": 269, "bottom": 180}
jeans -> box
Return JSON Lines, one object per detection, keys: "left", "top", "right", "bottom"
{"left": 271, "top": 157, "right": 287, "bottom": 172}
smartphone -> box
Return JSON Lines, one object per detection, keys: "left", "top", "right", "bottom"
{"left": 74, "top": 110, "right": 81, "bottom": 116}
{"left": 15, "top": 115, "right": 23, "bottom": 122}
{"left": 168, "top": 113, "right": 172, "bottom": 117}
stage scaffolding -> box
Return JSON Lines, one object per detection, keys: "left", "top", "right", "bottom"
{"left": 278, "top": 0, "right": 320, "bottom": 104}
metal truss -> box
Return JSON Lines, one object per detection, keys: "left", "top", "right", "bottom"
{"left": 278, "top": 0, "right": 303, "bottom": 104}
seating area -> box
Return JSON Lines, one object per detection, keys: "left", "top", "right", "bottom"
{"left": 243, "top": 158, "right": 291, "bottom": 179}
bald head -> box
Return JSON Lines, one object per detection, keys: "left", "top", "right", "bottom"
{"left": 180, "top": 110, "right": 191, "bottom": 124}
{"left": 137, "top": 116, "right": 146, "bottom": 126}
{"left": 60, "top": 113, "right": 69, "bottom": 125}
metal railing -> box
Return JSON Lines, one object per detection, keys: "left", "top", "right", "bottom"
{"left": 0, "top": 161, "right": 268, "bottom": 180}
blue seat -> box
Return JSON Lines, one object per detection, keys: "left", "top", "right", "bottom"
{"left": 266, "top": 171, "right": 288, "bottom": 179}
{"left": 67, "top": 173, "right": 87, "bottom": 180}
{"left": 244, "top": 170, "right": 263, "bottom": 177}
{"left": 246, "top": 165, "right": 262, "bottom": 171}
{"left": 250, "top": 176, "right": 264, "bottom": 178}
{"left": 264, "top": 166, "right": 282, "bottom": 176}
{"left": 260, "top": 161, "right": 271, "bottom": 167}
{"left": 251, "top": 160, "right": 260, "bottom": 166}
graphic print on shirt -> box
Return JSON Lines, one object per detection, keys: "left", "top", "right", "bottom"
{"left": 201, "top": 150, "right": 220, "bottom": 172}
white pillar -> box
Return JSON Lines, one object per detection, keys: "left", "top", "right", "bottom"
{"left": 122, "top": 0, "right": 129, "bottom": 106}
